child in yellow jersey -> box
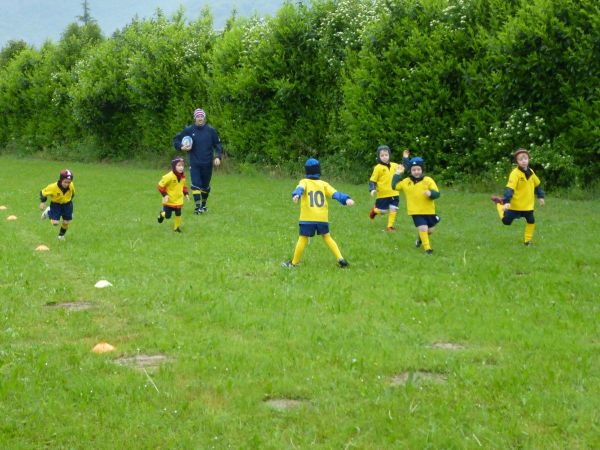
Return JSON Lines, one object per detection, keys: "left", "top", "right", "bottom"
{"left": 157, "top": 157, "right": 190, "bottom": 233}
{"left": 283, "top": 158, "right": 355, "bottom": 268}
{"left": 491, "top": 148, "right": 545, "bottom": 246}
{"left": 392, "top": 157, "right": 440, "bottom": 255}
{"left": 39, "top": 169, "right": 75, "bottom": 241}
{"left": 368, "top": 146, "right": 411, "bottom": 232}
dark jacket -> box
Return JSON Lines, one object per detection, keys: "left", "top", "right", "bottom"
{"left": 173, "top": 124, "right": 222, "bottom": 166}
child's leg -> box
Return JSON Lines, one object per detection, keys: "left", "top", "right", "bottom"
{"left": 418, "top": 225, "right": 431, "bottom": 251}
{"left": 524, "top": 212, "right": 535, "bottom": 243}
{"left": 174, "top": 209, "right": 182, "bottom": 230}
{"left": 59, "top": 220, "right": 69, "bottom": 237}
{"left": 495, "top": 203, "right": 504, "bottom": 220}
{"left": 322, "top": 233, "right": 343, "bottom": 260}
{"left": 292, "top": 236, "right": 309, "bottom": 265}
{"left": 387, "top": 207, "right": 398, "bottom": 229}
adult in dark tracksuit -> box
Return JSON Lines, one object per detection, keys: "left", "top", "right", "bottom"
{"left": 173, "top": 108, "right": 223, "bottom": 214}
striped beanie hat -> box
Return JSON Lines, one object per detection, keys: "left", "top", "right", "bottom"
{"left": 193, "top": 108, "right": 206, "bottom": 120}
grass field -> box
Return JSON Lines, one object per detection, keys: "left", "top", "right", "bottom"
{"left": 1, "top": 156, "right": 599, "bottom": 448}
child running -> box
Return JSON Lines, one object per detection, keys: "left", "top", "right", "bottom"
{"left": 283, "top": 158, "right": 354, "bottom": 268}
{"left": 157, "top": 157, "right": 190, "bottom": 233}
{"left": 392, "top": 157, "right": 440, "bottom": 254}
{"left": 491, "top": 148, "right": 545, "bottom": 245}
{"left": 368, "top": 146, "right": 410, "bottom": 231}
{"left": 39, "top": 169, "right": 75, "bottom": 241}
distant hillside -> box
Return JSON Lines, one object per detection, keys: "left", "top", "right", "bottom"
{"left": 0, "top": 0, "right": 284, "bottom": 48}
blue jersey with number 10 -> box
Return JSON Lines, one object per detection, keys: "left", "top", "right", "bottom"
{"left": 296, "top": 178, "right": 338, "bottom": 223}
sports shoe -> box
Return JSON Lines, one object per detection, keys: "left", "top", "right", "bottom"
{"left": 57, "top": 235, "right": 65, "bottom": 241}
{"left": 524, "top": 241, "right": 533, "bottom": 247}
{"left": 386, "top": 226, "right": 395, "bottom": 232}
{"left": 337, "top": 258, "right": 349, "bottom": 268}
{"left": 491, "top": 195, "right": 504, "bottom": 205}
{"left": 415, "top": 237, "right": 422, "bottom": 248}
{"left": 41, "top": 206, "right": 50, "bottom": 220}
{"left": 201, "top": 206, "right": 208, "bottom": 213}
{"left": 281, "top": 260, "right": 296, "bottom": 268}
{"left": 174, "top": 228, "right": 182, "bottom": 233}
{"left": 157, "top": 213, "right": 164, "bottom": 224}
{"left": 425, "top": 249, "right": 433, "bottom": 255}
{"left": 369, "top": 208, "right": 377, "bottom": 219}
{"left": 194, "top": 205, "right": 203, "bottom": 215}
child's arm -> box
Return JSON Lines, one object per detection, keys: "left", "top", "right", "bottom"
{"left": 158, "top": 182, "right": 169, "bottom": 203}
{"left": 402, "top": 148, "right": 411, "bottom": 171}
{"left": 292, "top": 186, "right": 304, "bottom": 203}
{"left": 332, "top": 192, "right": 354, "bottom": 206}
{"left": 424, "top": 178, "right": 440, "bottom": 199}
{"left": 391, "top": 166, "right": 405, "bottom": 190}
{"left": 39, "top": 187, "right": 50, "bottom": 210}
{"left": 369, "top": 181, "right": 377, "bottom": 197}
{"left": 535, "top": 186, "right": 545, "bottom": 206}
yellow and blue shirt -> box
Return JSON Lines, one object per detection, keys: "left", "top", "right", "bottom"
{"left": 393, "top": 176, "right": 439, "bottom": 215}
{"left": 293, "top": 178, "right": 350, "bottom": 223}
{"left": 369, "top": 162, "right": 400, "bottom": 199}
{"left": 504, "top": 167, "right": 543, "bottom": 211}
{"left": 158, "top": 171, "right": 189, "bottom": 208}
{"left": 40, "top": 182, "right": 75, "bottom": 204}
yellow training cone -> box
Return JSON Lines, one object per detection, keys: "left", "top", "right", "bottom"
{"left": 0, "top": 205, "right": 7, "bottom": 210}
{"left": 92, "top": 342, "right": 115, "bottom": 353}
{"left": 7, "top": 215, "right": 17, "bottom": 221}
{"left": 36, "top": 245, "right": 50, "bottom": 251}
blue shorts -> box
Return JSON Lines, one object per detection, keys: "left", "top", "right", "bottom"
{"left": 375, "top": 196, "right": 400, "bottom": 211}
{"left": 502, "top": 209, "right": 535, "bottom": 225}
{"left": 49, "top": 202, "right": 73, "bottom": 221}
{"left": 412, "top": 214, "right": 440, "bottom": 228}
{"left": 299, "top": 222, "right": 330, "bottom": 237}
{"left": 162, "top": 205, "right": 182, "bottom": 218}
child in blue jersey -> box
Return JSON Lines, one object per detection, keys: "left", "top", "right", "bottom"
{"left": 392, "top": 157, "right": 441, "bottom": 254}
{"left": 157, "top": 157, "right": 190, "bottom": 232}
{"left": 491, "top": 148, "right": 545, "bottom": 246}
{"left": 368, "top": 146, "right": 411, "bottom": 231}
{"left": 39, "top": 169, "right": 75, "bottom": 241}
{"left": 283, "top": 158, "right": 355, "bottom": 268}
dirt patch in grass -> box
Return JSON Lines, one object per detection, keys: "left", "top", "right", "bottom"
{"left": 430, "top": 342, "right": 465, "bottom": 350}
{"left": 264, "top": 398, "right": 309, "bottom": 411}
{"left": 390, "top": 371, "right": 447, "bottom": 386}
{"left": 115, "top": 354, "right": 170, "bottom": 370}
{"left": 45, "top": 301, "right": 94, "bottom": 311}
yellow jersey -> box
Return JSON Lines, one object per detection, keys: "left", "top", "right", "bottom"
{"left": 41, "top": 182, "right": 75, "bottom": 204}
{"left": 393, "top": 176, "right": 438, "bottom": 215}
{"left": 296, "top": 178, "right": 338, "bottom": 223}
{"left": 506, "top": 167, "right": 541, "bottom": 211}
{"left": 158, "top": 171, "right": 188, "bottom": 207}
{"left": 369, "top": 163, "right": 400, "bottom": 199}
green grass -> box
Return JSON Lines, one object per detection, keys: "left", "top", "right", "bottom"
{"left": 1, "top": 156, "right": 599, "bottom": 448}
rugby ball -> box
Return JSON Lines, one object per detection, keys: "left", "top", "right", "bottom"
{"left": 181, "top": 136, "right": 193, "bottom": 149}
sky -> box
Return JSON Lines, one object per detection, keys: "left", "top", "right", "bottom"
{"left": 0, "top": 0, "right": 283, "bottom": 48}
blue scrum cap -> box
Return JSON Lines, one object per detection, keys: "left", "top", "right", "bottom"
{"left": 304, "top": 158, "right": 321, "bottom": 179}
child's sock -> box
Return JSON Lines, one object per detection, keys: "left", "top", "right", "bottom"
{"left": 418, "top": 231, "right": 431, "bottom": 251}
{"left": 524, "top": 223, "right": 535, "bottom": 243}
{"left": 387, "top": 211, "right": 397, "bottom": 228}
{"left": 496, "top": 204, "right": 504, "bottom": 220}
{"left": 174, "top": 216, "right": 182, "bottom": 230}
{"left": 323, "top": 234, "right": 343, "bottom": 260}
{"left": 292, "top": 236, "right": 308, "bottom": 265}
{"left": 59, "top": 222, "right": 69, "bottom": 236}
